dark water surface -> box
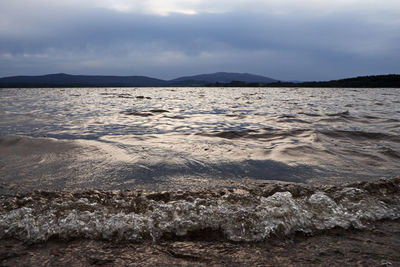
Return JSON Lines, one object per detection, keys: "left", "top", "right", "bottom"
{"left": 1, "top": 87, "right": 399, "bottom": 191}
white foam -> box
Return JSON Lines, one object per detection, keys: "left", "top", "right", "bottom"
{"left": 1, "top": 187, "right": 399, "bottom": 243}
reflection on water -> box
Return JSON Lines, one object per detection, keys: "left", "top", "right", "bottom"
{"left": 0, "top": 87, "right": 399, "bottom": 191}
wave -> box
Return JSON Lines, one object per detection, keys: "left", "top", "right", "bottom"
{"left": 1, "top": 177, "right": 399, "bottom": 243}
{"left": 318, "top": 130, "right": 400, "bottom": 142}
{"left": 198, "top": 128, "right": 310, "bottom": 140}
{"left": 197, "top": 127, "right": 400, "bottom": 144}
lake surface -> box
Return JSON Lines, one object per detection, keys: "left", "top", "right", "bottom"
{"left": 1, "top": 87, "right": 399, "bottom": 191}
{"left": 1, "top": 87, "right": 400, "bottom": 244}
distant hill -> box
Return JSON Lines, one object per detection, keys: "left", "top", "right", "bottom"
{"left": 296, "top": 74, "right": 400, "bottom": 88}
{"left": 0, "top": 72, "right": 277, "bottom": 88}
{"left": 207, "top": 74, "right": 400, "bottom": 88}
{"left": 169, "top": 72, "right": 277, "bottom": 86}
{"left": 0, "top": 73, "right": 398, "bottom": 88}
{"left": 0, "top": 73, "right": 167, "bottom": 88}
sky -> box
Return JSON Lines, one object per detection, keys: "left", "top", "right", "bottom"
{"left": 0, "top": 0, "right": 399, "bottom": 81}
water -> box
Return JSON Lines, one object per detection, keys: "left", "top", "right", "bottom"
{"left": 1, "top": 178, "right": 399, "bottom": 242}
{"left": 1, "top": 87, "right": 400, "bottom": 243}
{"left": 1, "top": 87, "right": 399, "bottom": 190}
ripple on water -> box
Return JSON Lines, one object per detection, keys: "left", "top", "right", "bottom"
{"left": 0, "top": 87, "right": 399, "bottom": 187}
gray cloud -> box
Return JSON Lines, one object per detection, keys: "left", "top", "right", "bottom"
{"left": 0, "top": 1, "right": 399, "bottom": 80}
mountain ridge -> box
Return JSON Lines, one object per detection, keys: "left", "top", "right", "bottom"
{"left": 0, "top": 73, "right": 399, "bottom": 88}
{"left": 170, "top": 72, "right": 277, "bottom": 84}
{"left": 0, "top": 72, "right": 277, "bottom": 87}
{"left": 0, "top": 73, "right": 167, "bottom": 87}
{"left": 207, "top": 74, "right": 400, "bottom": 88}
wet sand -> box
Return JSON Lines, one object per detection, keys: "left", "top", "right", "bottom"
{"left": 1, "top": 219, "right": 399, "bottom": 266}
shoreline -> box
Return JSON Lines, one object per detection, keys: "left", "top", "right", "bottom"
{"left": 1, "top": 218, "right": 399, "bottom": 266}
{"left": 1, "top": 177, "right": 399, "bottom": 242}
{"left": 1, "top": 177, "right": 399, "bottom": 265}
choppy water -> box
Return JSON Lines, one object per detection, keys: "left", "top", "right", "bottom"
{"left": 1, "top": 87, "right": 400, "bottom": 191}
{"left": 1, "top": 178, "right": 399, "bottom": 242}
{"left": 1, "top": 87, "right": 400, "bottom": 243}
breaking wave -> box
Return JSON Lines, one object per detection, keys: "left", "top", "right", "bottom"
{"left": 1, "top": 177, "right": 399, "bottom": 243}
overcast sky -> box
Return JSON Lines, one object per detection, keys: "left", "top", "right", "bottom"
{"left": 0, "top": 0, "right": 399, "bottom": 81}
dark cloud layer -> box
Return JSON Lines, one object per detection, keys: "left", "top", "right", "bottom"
{"left": 0, "top": 3, "right": 399, "bottom": 80}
